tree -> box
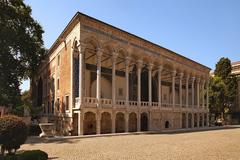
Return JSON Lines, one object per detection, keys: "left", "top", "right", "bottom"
{"left": 209, "top": 57, "right": 238, "bottom": 119}
{"left": 214, "top": 57, "right": 232, "bottom": 80}
{"left": 0, "top": 0, "right": 46, "bottom": 108}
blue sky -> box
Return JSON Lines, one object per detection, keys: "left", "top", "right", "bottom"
{"left": 21, "top": 0, "right": 240, "bottom": 91}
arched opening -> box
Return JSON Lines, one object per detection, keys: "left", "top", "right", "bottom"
{"left": 101, "top": 112, "right": 112, "bottom": 134}
{"left": 204, "top": 113, "right": 207, "bottom": 126}
{"left": 115, "top": 112, "right": 125, "bottom": 133}
{"left": 188, "top": 113, "right": 192, "bottom": 128}
{"left": 199, "top": 113, "right": 203, "bottom": 127}
{"left": 129, "top": 65, "right": 137, "bottom": 101}
{"left": 141, "top": 67, "right": 148, "bottom": 101}
{"left": 128, "top": 112, "right": 137, "bottom": 132}
{"left": 83, "top": 112, "right": 96, "bottom": 135}
{"left": 165, "top": 121, "right": 170, "bottom": 129}
{"left": 72, "top": 113, "right": 78, "bottom": 136}
{"left": 140, "top": 112, "right": 148, "bottom": 131}
{"left": 182, "top": 113, "right": 186, "bottom": 128}
{"left": 194, "top": 113, "right": 197, "bottom": 127}
{"left": 37, "top": 78, "right": 43, "bottom": 106}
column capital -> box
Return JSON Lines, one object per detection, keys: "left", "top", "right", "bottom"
{"left": 191, "top": 77, "right": 196, "bottom": 82}
{"left": 136, "top": 59, "right": 143, "bottom": 69}
{"left": 112, "top": 52, "right": 118, "bottom": 62}
{"left": 196, "top": 77, "right": 201, "bottom": 83}
{"left": 125, "top": 56, "right": 131, "bottom": 66}
{"left": 179, "top": 72, "right": 184, "bottom": 79}
{"left": 77, "top": 41, "right": 87, "bottom": 52}
{"left": 172, "top": 70, "right": 177, "bottom": 77}
{"left": 97, "top": 48, "right": 103, "bottom": 57}
{"left": 148, "top": 63, "right": 154, "bottom": 71}
{"left": 158, "top": 65, "right": 163, "bottom": 72}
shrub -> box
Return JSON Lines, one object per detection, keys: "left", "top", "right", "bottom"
{"left": 3, "top": 150, "right": 48, "bottom": 160}
{"left": 28, "top": 124, "right": 42, "bottom": 136}
{"left": 0, "top": 115, "right": 28, "bottom": 155}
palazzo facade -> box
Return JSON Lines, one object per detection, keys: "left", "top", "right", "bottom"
{"left": 33, "top": 12, "right": 211, "bottom": 136}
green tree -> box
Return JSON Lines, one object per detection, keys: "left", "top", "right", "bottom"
{"left": 210, "top": 57, "right": 238, "bottom": 119}
{"left": 209, "top": 76, "right": 227, "bottom": 115}
{"left": 0, "top": 0, "right": 46, "bottom": 108}
{"left": 214, "top": 57, "right": 232, "bottom": 80}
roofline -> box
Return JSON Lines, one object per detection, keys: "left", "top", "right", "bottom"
{"left": 46, "top": 11, "right": 211, "bottom": 71}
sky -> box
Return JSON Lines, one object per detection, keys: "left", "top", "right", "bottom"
{"left": 20, "top": 0, "right": 240, "bottom": 91}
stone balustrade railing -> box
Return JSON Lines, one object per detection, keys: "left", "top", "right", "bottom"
{"left": 74, "top": 97, "right": 208, "bottom": 110}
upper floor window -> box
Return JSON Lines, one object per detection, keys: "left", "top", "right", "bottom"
{"left": 57, "top": 55, "right": 60, "bottom": 66}
{"left": 57, "top": 78, "right": 60, "bottom": 90}
{"left": 65, "top": 95, "right": 69, "bottom": 111}
{"left": 57, "top": 98, "right": 60, "bottom": 111}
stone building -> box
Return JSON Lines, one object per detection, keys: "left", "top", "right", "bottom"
{"left": 231, "top": 61, "right": 240, "bottom": 123}
{"left": 33, "top": 12, "right": 211, "bottom": 135}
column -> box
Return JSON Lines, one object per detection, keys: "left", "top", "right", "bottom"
{"left": 158, "top": 66, "right": 163, "bottom": 105}
{"left": 78, "top": 44, "right": 85, "bottom": 106}
{"left": 112, "top": 113, "right": 116, "bottom": 133}
{"left": 137, "top": 112, "right": 141, "bottom": 132}
{"left": 172, "top": 70, "right": 177, "bottom": 107}
{"left": 96, "top": 49, "right": 103, "bottom": 105}
{"left": 186, "top": 113, "right": 188, "bottom": 129}
{"left": 207, "top": 80, "right": 209, "bottom": 109}
{"left": 137, "top": 60, "right": 143, "bottom": 105}
{"left": 148, "top": 63, "right": 153, "bottom": 105}
{"left": 125, "top": 112, "right": 129, "bottom": 132}
{"left": 96, "top": 113, "right": 101, "bottom": 134}
{"left": 197, "top": 78, "right": 200, "bottom": 108}
{"left": 191, "top": 113, "right": 194, "bottom": 128}
{"left": 125, "top": 57, "right": 130, "bottom": 105}
{"left": 202, "top": 113, "right": 205, "bottom": 127}
{"left": 179, "top": 73, "right": 184, "bottom": 107}
{"left": 191, "top": 77, "right": 195, "bottom": 108}
{"left": 186, "top": 75, "right": 189, "bottom": 107}
{"left": 112, "top": 52, "right": 118, "bottom": 106}
{"left": 202, "top": 80, "right": 205, "bottom": 108}
{"left": 78, "top": 112, "right": 83, "bottom": 135}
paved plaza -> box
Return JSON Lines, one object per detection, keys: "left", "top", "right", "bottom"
{"left": 21, "top": 127, "right": 240, "bottom": 160}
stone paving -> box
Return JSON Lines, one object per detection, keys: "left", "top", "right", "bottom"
{"left": 21, "top": 127, "right": 240, "bottom": 160}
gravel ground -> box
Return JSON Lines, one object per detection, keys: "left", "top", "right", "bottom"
{"left": 21, "top": 128, "right": 240, "bottom": 160}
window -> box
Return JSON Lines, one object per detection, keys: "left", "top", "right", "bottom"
{"left": 118, "top": 88, "right": 123, "bottom": 96}
{"left": 51, "top": 100, "right": 54, "bottom": 114}
{"left": 57, "top": 78, "right": 59, "bottom": 90}
{"left": 57, "top": 98, "right": 60, "bottom": 111}
{"left": 65, "top": 96, "right": 69, "bottom": 111}
{"left": 47, "top": 101, "right": 50, "bottom": 114}
{"left": 57, "top": 55, "right": 60, "bottom": 66}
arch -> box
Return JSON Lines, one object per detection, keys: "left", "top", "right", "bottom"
{"left": 140, "top": 112, "right": 148, "bottom": 131}
{"left": 37, "top": 78, "right": 43, "bottom": 106}
{"left": 83, "top": 36, "right": 101, "bottom": 49}
{"left": 165, "top": 121, "right": 170, "bottom": 129}
{"left": 128, "top": 112, "right": 137, "bottom": 132}
{"left": 101, "top": 112, "right": 112, "bottom": 134}
{"left": 194, "top": 113, "right": 198, "bottom": 127}
{"left": 182, "top": 113, "right": 186, "bottom": 128}
{"left": 90, "top": 76, "right": 112, "bottom": 98}
{"left": 188, "top": 113, "right": 192, "bottom": 128}
{"left": 129, "top": 64, "right": 137, "bottom": 101}
{"left": 204, "top": 113, "right": 207, "bottom": 126}
{"left": 141, "top": 66, "right": 149, "bottom": 101}
{"left": 115, "top": 112, "right": 125, "bottom": 133}
{"left": 199, "top": 113, "right": 203, "bottom": 127}
{"left": 83, "top": 112, "right": 96, "bottom": 135}
{"left": 115, "top": 45, "right": 129, "bottom": 56}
